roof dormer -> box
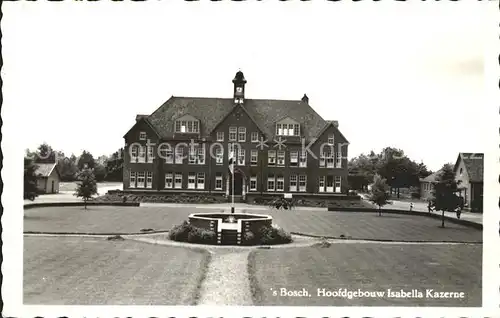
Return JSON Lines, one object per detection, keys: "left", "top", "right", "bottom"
{"left": 275, "top": 117, "right": 300, "bottom": 137}
{"left": 174, "top": 114, "right": 200, "bottom": 133}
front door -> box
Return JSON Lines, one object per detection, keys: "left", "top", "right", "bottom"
{"left": 229, "top": 173, "right": 243, "bottom": 195}
{"left": 51, "top": 180, "right": 55, "bottom": 193}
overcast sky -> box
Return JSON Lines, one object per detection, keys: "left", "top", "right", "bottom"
{"left": 3, "top": 1, "right": 491, "bottom": 171}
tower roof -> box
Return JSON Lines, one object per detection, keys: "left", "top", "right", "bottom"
{"left": 233, "top": 70, "right": 247, "bottom": 84}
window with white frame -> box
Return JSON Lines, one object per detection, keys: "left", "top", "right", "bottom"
{"left": 289, "top": 175, "right": 297, "bottom": 192}
{"left": 251, "top": 132, "right": 259, "bottom": 142}
{"left": 268, "top": 150, "right": 276, "bottom": 165}
{"left": 215, "top": 173, "right": 223, "bottom": 190}
{"left": 131, "top": 145, "right": 138, "bottom": 163}
{"left": 320, "top": 151, "right": 334, "bottom": 168}
{"left": 276, "top": 124, "right": 282, "bottom": 136}
{"left": 327, "top": 152, "right": 334, "bottom": 168}
{"left": 147, "top": 146, "right": 154, "bottom": 163}
{"left": 137, "top": 171, "right": 145, "bottom": 187}
{"left": 188, "top": 172, "right": 196, "bottom": 189}
{"left": 299, "top": 175, "right": 307, "bottom": 192}
{"left": 276, "top": 123, "right": 300, "bottom": 136}
{"left": 217, "top": 131, "right": 224, "bottom": 142}
{"left": 216, "top": 146, "right": 224, "bottom": 165}
{"left": 146, "top": 171, "right": 153, "bottom": 188}
{"left": 299, "top": 150, "right": 307, "bottom": 167}
{"left": 335, "top": 176, "right": 341, "bottom": 193}
{"left": 293, "top": 124, "right": 300, "bottom": 136}
{"left": 238, "top": 149, "right": 245, "bottom": 165}
{"left": 198, "top": 145, "right": 205, "bottom": 164}
{"left": 250, "top": 176, "right": 257, "bottom": 191}
{"left": 328, "top": 134, "right": 334, "bottom": 145}
{"left": 165, "top": 147, "right": 174, "bottom": 164}
{"left": 250, "top": 150, "right": 258, "bottom": 165}
{"left": 319, "top": 176, "right": 325, "bottom": 192}
{"left": 336, "top": 145, "right": 342, "bottom": 168}
{"left": 276, "top": 176, "right": 284, "bottom": 191}
{"left": 175, "top": 120, "right": 199, "bottom": 133}
{"left": 175, "top": 146, "right": 184, "bottom": 164}
{"left": 326, "top": 176, "right": 334, "bottom": 192}
{"left": 197, "top": 172, "right": 205, "bottom": 190}
{"left": 174, "top": 173, "right": 182, "bottom": 189}
{"left": 229, "top": 127, "right": 237, "bottom": 141}
{"left": 165, "top": 173, "right": 173, "bottom": 188}
{"left": 267, "top": 175, "right": 275, "bottom": 191}
{"left": 290, "top": 151, "right": 298, "bottom": 167}
{"left": 189, "top": 146, "right": 197, "bottom": 164}
{"left": 130, "top": 171, "right": 136, "bottom": 188}
{"left": 138, "top": 146, "right": 146, "bottom": 163}
{"left": 139, "top": 131, "right": 147, "bottom": 140}
{"left": 238, "top": 127, "right": 246, "bottom": 142}
{"left": 277, "top": 151, "right": 285, "bottom": 166}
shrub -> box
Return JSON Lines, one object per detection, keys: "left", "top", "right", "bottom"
{"left": 169, "top": 221, "right": 216, "bottom": 244}
{"left": 257, "top": 225, "right": 292, "bottom": 245}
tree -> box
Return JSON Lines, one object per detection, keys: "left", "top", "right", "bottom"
{"left": 348, "top": 152, "right": 379, "bottom": 191}
{"left": 74, "top": 167, "right": 98, "bottom": 209}
{"left": 432, "top": 164, "right": 461, "bottom": 228}
{"left": 78, "top": 150, "right": 96, "bottom": 170}
{"left": 94, "top": 163, "right": 107, "bottom": 182}
{"left": 58, "top": 153, "right": 79, "bottom": 181}
{"left": 36, "top": 143, "right": 56, "bottom": 163}
{"left": 369, "top": 174, "right": 390, "bottom": 216}
{"left": 24, "top": 157, "right": 38, "bottom": 200}
{"left": 105, "top": 148, "right": 124, "bottom": 182}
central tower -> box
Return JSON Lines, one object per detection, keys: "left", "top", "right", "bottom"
{"left": 232, "top": 70, "right": 246, "bottom": 104}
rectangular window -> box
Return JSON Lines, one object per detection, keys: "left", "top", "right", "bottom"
{"left": 289, "top": 175, "right": 297, "bottom": 192}
{"left": 288, "top": 125, "right": 294, "bottom": 136}
{"left": 277, "top": 151, "right": 285, "bottom": 166}
{"left": 328, "top": 134, "right": 334, "bottom": 145}
{"left": 276, "top": 124, "right": 282, "bottom": 135}
{"left": 130, "top": 171, "right": 136, "bottom": 188}
{"left": 251, "top": 132, "right": 259, "bottom": 142}
{"left": 326, "top": 176, "right": 334, "bottom": 193}
{"left": 188, "top": 172, "right": 196, "bottom": 189}
{"left": 187, "top": 121, "right": 193, "bottom": 133}
{"left": 175, "top": 121, "right": 181, "bottom": 133}
{"left": 215, "top": 173, "right": 223, "bottom": 190}
{"left": 189, "top": 146, "right": 197, "bottom": 164}
{"left": 319, "top": 176, "right": 325, "bottom": 192}
{"left": 267, "top": 175, "right": 275, "bottom": 191}
{"left": 165, "top": 173, "right": 173, "bottom": 189}
{"left": 299, "top": 175, "right": 307, "bottom": 192}
{"left": 290, "top": 151, "right": 298, "bottom": 167}
{"left": 320, "top": 152, "right": 326, "bottom": 168}
{"left": 293, "top": 124, "right": 300, "bottom": 136}
{"left": 282, "top": 124, "right": 288, "bottom": 136}
{"left": 250, "top": 176, "right": 257, "bottom": 191}
{"left": 327, "top": 152, "right": 334, "bottom": 168}
{"left": 193, "top": 121, "right": 199, "bottom": 133}
{"left": 336, "top": 145, "right": 342, "bottom": 168}
{"left": 198, "top": 145, "right": 205, "bottom": 165}
{"left": 139, "top": 132, "right": 147, "bottom": 140}
{"left": 137, "top": 171, "right": 145, "bottom": 188}
{"left": 335, "top": 176, "right": 341, "bottom": 193}
{"left": 175, "top": 146, "right": 184, "bottom": 164}
{"left": 268, "top": 150, "right": 276, "bottom": 165}
{"left": 276, "top": 176, "right": 284, "bottom": 191}
{"left": 238, "top": 127, "right": 246, "bottom": 142}
{"left": 299, "top": 151, "right": 307, "bottom": 167}
{"left": 197, "top": 172, "right": 205, "bottom": 190}
{"left": 138, "top": 146, "right": 146, "bottom": 163}
{"left": 146, "top": 171, "right": 153, "bottom": 188}
{"left": 165, "top": 148, "right": 174, "bottom": 164}
{"left": 217, "top": 131, "right": 224, "bottom": 142}
{"left": 250, "top": 149, "right": 258, "bottom": 165}
{"left": 131, "top": 145, "right": 138, "bottom": 163}
{"left": 174, "top": 173, "right": 182, "bottom": 189}
{"left": 180, "top": 121, "right": 187, "bottom": 133}
{"left": 229, "top": 127, "right": 237, "bottom": 141}
{"left": 216, "top": 146, "right": 224, "bottom": 165}
{"left": 147, "top": 146, "right": 154, "bottom": 163}
{"left": 238, "top": 149, "right": 245, "bottom": 166}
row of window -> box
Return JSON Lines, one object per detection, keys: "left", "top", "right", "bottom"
{"left": 131, "top": 146, "right": 343, "bottom": 168}
{"left": 175, "top": 120, "right": 200, "bottom": 133}
{"left": 220, "top": 127, "right": 260, "bottom": 142}
{"left": 423, "top": 183, "right": 435, "bottom": 191}
{"left": 130, "top": 171, "right": 342, "bottom": 193}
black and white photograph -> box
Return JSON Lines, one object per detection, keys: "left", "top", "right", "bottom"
{"left": 2, "top": 1, "right": 499, "bottom": 317}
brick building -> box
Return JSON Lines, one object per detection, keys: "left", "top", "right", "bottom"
{"left": 123, "top": 71, "right": 349, "bottom": 200}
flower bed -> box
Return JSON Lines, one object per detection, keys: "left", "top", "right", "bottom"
{"left": 95, "top": 192, "right": 227, "bottom": 204}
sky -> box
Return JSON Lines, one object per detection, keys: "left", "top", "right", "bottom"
{"left": 3, "top": 1, "right": 492, "bottom": 172}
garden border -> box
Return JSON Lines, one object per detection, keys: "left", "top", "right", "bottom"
{"left": 327, "top": 207, "right": 482, "bottom": 230}
{"left": 23, "top": 201, "right": 140, "bottom": 209}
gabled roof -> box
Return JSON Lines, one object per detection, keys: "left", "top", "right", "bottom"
{"left": 454, "top": 153, "right": 484, "bottom": 182}
{"left": 310, "top": 120, "right": 350, "bottom": 145}
{"left": 35, "top": 163, "right": 59, "bottom": 178}
{"left": 123, "top": 116, "right": 161, "bottom": 139}
{"left": 420, "top": 171, "right": 441, "bottom": 183}
{"left": 208, "top": 104, "right": 267, "bottom": 137}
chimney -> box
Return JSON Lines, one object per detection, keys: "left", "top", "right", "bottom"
{"left": 301, "top": 94, "right": 309, "bottom": 104}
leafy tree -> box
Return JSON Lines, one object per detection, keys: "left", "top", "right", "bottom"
{"left": 105, "top": 148, "right": 124, "bottom": 182}
{"left": 369, "top": 174, "right": 391, "bottom": 216}
{"left": 24, "top": 157, "right": 38, "bottom": 200}
{"left": 78, "top": 150, "right": 96, "bottom": 170}
{"left": 94, "top": 163, "right": 107, "bottom": 182}
{"left": 36, "top": 143, "right": 56, "bottom": 163}
{"left": 74, "top": 167, "right": 98, "bottom": 209}
{"left": 431, "top": 164, "right": 461, "bottom": 228}
{"left": 58, "top": 153, "right": 79, "bottom": 181}
{"left": 348, "top": 152, "right": 379, "bottom": 191}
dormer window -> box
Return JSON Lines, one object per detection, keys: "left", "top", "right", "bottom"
{"left": 139, "top": 132, "right": 147, "bottom": 140}
{"left": 175, "top": 116, "right": 199, "bottom": 133}
{"left": 276, "top": 123, "right": 300, "bottom": 136}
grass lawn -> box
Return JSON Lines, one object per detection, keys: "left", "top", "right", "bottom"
{"left": 248, "top": 243, "right": 482, "bottom": 306}
{"left": 24, "top": 236, "right": 210, "bottom": 305}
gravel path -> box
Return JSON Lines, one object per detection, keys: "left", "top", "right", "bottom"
{"left": 197, "top": 249, "right": 253, "bottom": 305}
